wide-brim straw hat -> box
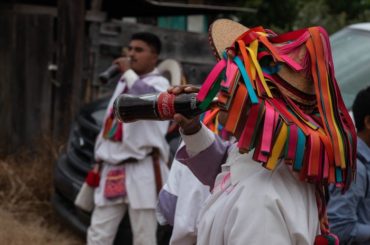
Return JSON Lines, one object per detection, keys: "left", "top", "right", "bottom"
{"left": 208, "top": 19, "right": 316, "bottom": 107}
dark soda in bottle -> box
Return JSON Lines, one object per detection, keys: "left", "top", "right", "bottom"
{"left": 98, "top": 64, "right": 120, "bottom": 84}
{"left": 113, "top": 92, "right": 207, "bottom": 123}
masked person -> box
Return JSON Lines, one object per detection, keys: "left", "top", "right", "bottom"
{"left": 168, "top": 19, "right": 356, "bottom": 245}
{"left": 87, "top": 32, "right": 170, "bottom": 245}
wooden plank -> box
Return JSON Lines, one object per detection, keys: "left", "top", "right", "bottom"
{"left": 54, "top": 0, "right": 85, "bottom": 140}
{"left": 85, "top": 10, "right": 106, "bottom": 23}
{"left": 20, "top": 14, "right": 54, "bottom": 139}
{"left": 0, "top": 13, "right": 54, "bottom": 153}
{"left": 0, "top": 4, "right": 106, "bottom": 23}
{"left": 0, "top": 13, "right": 15, "bottom": 154}
{"left": 0, "top": 4, "right": 57, "bottom": 16}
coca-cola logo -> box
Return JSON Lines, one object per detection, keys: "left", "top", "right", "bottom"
{"left": 157, "top": 92, "right": 175, "bottom": 119}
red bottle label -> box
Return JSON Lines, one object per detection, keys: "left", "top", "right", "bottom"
{"left": 157, "top": 92, "right": 176, "bottom": 119}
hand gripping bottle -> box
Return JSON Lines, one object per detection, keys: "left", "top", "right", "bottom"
{"left": 113, "top": 92, "right": 211, "bottom": 123}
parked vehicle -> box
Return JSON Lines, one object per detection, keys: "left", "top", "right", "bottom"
{"left": 330, "top": 22, "right": 370, "bottom": 109}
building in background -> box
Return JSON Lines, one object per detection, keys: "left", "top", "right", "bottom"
{"left": 0, "top": 0, "right": 256, "bottom": 153}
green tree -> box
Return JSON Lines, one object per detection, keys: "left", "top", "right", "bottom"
{"left": 293, "top": 0, "right": 346, "bottom": 34}
{"left": 237, "top": 0, "right": 370, "bottom": 34}
{"left": 237, "top": 0, "right": 300, "bottom": 32}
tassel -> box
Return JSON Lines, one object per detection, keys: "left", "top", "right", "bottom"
{"left": 314, "top": 233, "right": 339, "bottom": 245}
{"left": 86, "top": 169, "right": 100, "bottom": 187}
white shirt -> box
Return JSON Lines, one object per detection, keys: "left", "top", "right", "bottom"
{"left": 157, "top": 153, "right": 210, "bottom": 245}
{"left": 94, "top": 68, "right": 170, "bottom": 209}
{"left": 180, "top": 126, "right": 320, "bottom": 245}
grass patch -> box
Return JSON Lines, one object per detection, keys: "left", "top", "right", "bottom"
{"left": 0, "top": 137, "right": 84, "bottom": 245}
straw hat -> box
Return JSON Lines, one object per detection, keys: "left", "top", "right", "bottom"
{"left": 197, "top": 18, "right": 357, "bottom": 198}
{"left": 208, "top": 19, "right": 316, "bottom": 107}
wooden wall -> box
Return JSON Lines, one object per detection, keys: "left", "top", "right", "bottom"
{"left": 0, "top": 1, "right": 86, "bottom": 154}
{"left": 53, "top": 0, "right": 85, "bottom": 141}
{"left": 0, "top": 2, "right": 216, "bottom": 155}
{"left": 0, "top": 11, "right": 54, "bottom": 154}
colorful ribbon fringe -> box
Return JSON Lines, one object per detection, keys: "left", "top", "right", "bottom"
{"left": 197, "top": 26, "right": 357, "bottom": 189}
{"left": 103, "top": 108, "right": 123, "bottom": 142}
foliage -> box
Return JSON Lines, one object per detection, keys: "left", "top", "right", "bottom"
{"left": 293, "top": 0, "right": 346, "bottom": 34}
{"left": 237, "top": 0, "right": 370, "bottom": 34}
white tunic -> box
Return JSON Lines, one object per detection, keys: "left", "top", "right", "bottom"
{"left": 157, "top": 155, "right": 210, "bottom": 245}
{"left": 94, "top": 69, "right": 170, "bottom": 209}
{"left": 180, "top": 125, "right": 320, "bottom": 245}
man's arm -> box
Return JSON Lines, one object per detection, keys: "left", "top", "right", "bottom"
{"left": 176, "top": 124, "right": 230, "bottom": 189}
{"left": 156, "top": 157, "right": 183, "bottom": 226}
{"left": 327, "top": 160, "right": 370, "bottom": 243}
{"left": 167, "top": 84, "right": 231, "bottom": 189}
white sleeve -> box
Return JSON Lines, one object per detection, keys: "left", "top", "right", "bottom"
{"left": 121, "top": 69, "right": 139, "bottom": 89}
{"left": 180, "top": 123, "right": 215, "bottom": 157}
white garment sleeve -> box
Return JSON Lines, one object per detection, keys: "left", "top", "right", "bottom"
{"left": 121, "top": 69, "right": 139, "bottom": 89}
{"left": 180, "top": 124, "right": 215, "bottom": 157}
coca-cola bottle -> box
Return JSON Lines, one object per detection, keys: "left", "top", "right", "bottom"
{"left": 98, "top": 64, "right": 120, "bottom": 84}
{"left": 113, "top": 92, "right": 211, "bottom": 123}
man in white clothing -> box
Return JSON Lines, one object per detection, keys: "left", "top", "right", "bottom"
{"left": 165, "top": 19, "right": 357, "bottom": 245}
{"left": 87, "top": 32, "right": 170, "bottom": 245}
{"left": 156, "top": 156, "right": 210, "bottom": 245}
{"left": 156, "top": 110, "right": 230, "bottom": 245}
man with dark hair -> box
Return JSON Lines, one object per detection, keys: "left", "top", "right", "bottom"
{"left": 131, "top": 32, "right": 162, "bottom": 54}
{"left": 87, "top": 32, "right": 170, "bottom": 245}
{"left": 327, "top": 86, "right": 370, "bottom": 244}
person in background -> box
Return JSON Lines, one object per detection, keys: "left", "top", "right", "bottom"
{"left": 156, "top": 155, "right": 210, "bottom": 245}
{"left": 156, "top": 108, "right": 230, "bottom": 245}
{"left": 87, "top": 32, "right": 170, "bottom": 245}
{"left": 327, "top": 86, "right": 370, "bottom": 244}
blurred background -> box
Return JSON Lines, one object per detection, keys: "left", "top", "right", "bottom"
{"left": 0, "top": 0, "right": 369, "bottom": 244}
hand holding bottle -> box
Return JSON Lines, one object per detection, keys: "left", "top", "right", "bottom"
{"left": 98, "top": 64, "right": 120, "bottom": 84}
{"left": 167, "top": 85, "right": 202, "bottom": 135}
{"left": 113, "top": 84, "right": 215, "bottom": 135}
{"left": 98, "top": 56, "right": 131, "bottom": 84}
{"left": 113, "top": 56, "right": 131, "bottom": 73}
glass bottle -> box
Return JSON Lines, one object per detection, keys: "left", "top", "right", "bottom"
{"left": 113, "top": 92, "right": 210, "bottom": 123}
{"left": 98, "top": 64, "right": 120, "bottom": 84}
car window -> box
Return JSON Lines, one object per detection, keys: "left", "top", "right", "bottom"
{"left": 331, "top": 27, "right": 370, "bottom": 109}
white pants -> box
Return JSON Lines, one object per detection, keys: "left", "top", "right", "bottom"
{"left": 87, "top": 204, "right": 157, "bottom": 245}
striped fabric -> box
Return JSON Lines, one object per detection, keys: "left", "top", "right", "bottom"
{"left": 197, "top": 26, "right": 356, "bottom": 189}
